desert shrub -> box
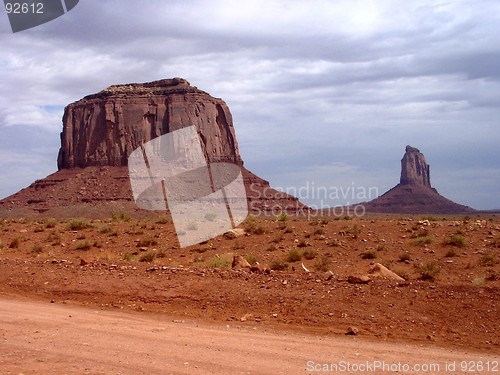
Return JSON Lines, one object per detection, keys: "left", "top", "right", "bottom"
{"left": 136, "top": 238, "right": 158, "bottom": 248}
{"left": 284, "top": 227, "right": 293, "bottom": 234}
{"left": 276, "top": 213, "right": 288, "bottom": 222}
{"left": 415, "top": 262, "right": 440, "bottom": 281}
{"left": 31, "top": 244, "right": 43, "bottom": 255}
{"left": 9, "top": 237, "right": 20, "bottom": 249}
{"left": 297, "top": 239, "right": 307, "bottom": 248}
{"left": 327, "top": 239, "right": 341, "bottom": 247}
{"left": 99, "top": 225, "right": 113, "bottom": 234}
{"left": 313, "top": 228, "right": 324, "bottom": 236}
{"left": 398, "top": 253, "right": 411, "bottom": 262}
{"left": 410, "top": 228, "right": 429, "bottom": 238}
{"left": 491, "top": 235, "right": 500, "bottom": 248}
{"left": 479, "top": 253, "right": 498, "bottom": 267}
{"left": 443, "top": 234, "right": 466, "bottom": 248}
{"left": 267, "top": 244, "right": 277, "bottom": 252}
{"left": 207, "top": 257, "right": 231, "bottom": 269}
{"left": 361, "top": 250, "right": 376, "bottom": 260}
{"left": 156, "top": 216, "right": 169, "bottom": 224}
{"left": 75, "top": 240, "right": 91, "bottom": 251}
{"left": 245, "top": 254, "right": 258, "bottom": 265}
{"left": 232, "top": 241, "right": 245, "bottom": 250}
{"left": 472, "top": 276, "right": 486, "bottom": 287}
{"left": 445, "top": 249, "right": 457, "bottom": 258}
{"left": 243, "top": 216, "right": 266, "bottom": 235}
{"left": 139, "top": 251, "right": 156, "bottom": 263}
{"left": 303, "top": 249, "right": 317, "bottom": 260}
{"left": 33, "top": 226, "right": 45, "bottom": 233}
{"left": 393, "top": 268, "right": 410, "bottom": 281}
{"left": 122, "top": 252, "right": 137, "bottom": 262}
{"left": 271, "top": 234, "right": 284, "bottom": 243}
{"left": 270, "top": 259, "right": 288, "bottom": 271}
{"left": 486, "top": 270, "right": 499, "bottom": 281}
{"left": 67, "top": 219, "right": 92, "bottom": 231}
{"left": 411, "top": 236, "right": 432, "bottom": 247}
{"left": 314, "top": 256, "right": 331, "bottom": 272}
{"left": 44, "top": 218, "right": 57, "bottom": 228}
{"left": 285, "top": 249, "right": 302, "bottom": 263}
{"left": 46, "top": 231, "right": 61, "bottom": 245}
{"left": 111, "top": 212, "right": 131, "bottom": 222}
{"left": 318, "top": 218, "right": 329, "bottom": 225}
{"left": 346, "top": 225, "right": 361, "bottom": 239}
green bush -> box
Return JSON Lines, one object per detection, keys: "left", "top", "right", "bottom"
{"left": 276, "top": 213, "right": 288, "bottom": 222}
{"left": 67, "top": 219, "right": 92, "bottom": 231}
{"left": 270, "top": 259, "right": 288, "bottom": 271}
{"left": 411, "top": 236, "right": 432, "bottom": 247}
{"left": 286, "top": 249, "right": 302, "bottom": 263}
{"left": 415, "top": 262, "right": 440, "bottom": 281}
{"left": 443, "top": 234, "right": 467, "bottom": 248}
{"left": 111, "top": 212, "right": 131, "bottom": 222}
{"left": 139, "top": 251, "right": 156, "bottom": 263}
{"left": 75, "top": 240, "right": 91, "bottom": 251}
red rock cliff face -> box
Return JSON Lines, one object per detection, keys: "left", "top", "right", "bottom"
{"left": 400, "top": 145, "right": 431, "bottom": 187}
{"left": 57, "top": 78, "right": 242, "bottom": 169}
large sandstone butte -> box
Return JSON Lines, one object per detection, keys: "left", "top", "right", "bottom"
{"left": 362, "top": 145, "right": 475, "bottom": 214}
{"left": 0, "top": 78, "right": 303, "bottom": 217}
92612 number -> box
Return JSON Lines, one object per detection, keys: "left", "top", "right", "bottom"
{"left": 5, "top": 2, "right": 44, "bottom": 14}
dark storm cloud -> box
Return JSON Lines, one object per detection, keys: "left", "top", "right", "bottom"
{"left": 1, "top": 0, "right": 499, "bottom": 209}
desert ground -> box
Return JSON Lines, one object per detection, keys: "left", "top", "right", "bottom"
{"left": 0, "top": 213, "right": 499, "bottom": 373}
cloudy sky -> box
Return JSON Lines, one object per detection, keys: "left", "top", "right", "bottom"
{"left": 1, "top": 0, "right": 499, "bottom": 210}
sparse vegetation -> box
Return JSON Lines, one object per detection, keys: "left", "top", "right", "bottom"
{"left": 398, "top": 253, "right": 411, "bottom": 262}
{"left": 313, "top": 228, "right": 324, "bottom": 236}
{"left": 445, "top": 249, "right": 457, "bottom": 258}
{"left": 472, "top": 276, "right": 486, "bottom": 287}
{"left": 479, "top": 253, "right": 498, "bottom": 267}
{"left": 9, "top": 237, "right": 20, "bottom": 249}
{"left": 46, "top": 231, "right": 61, "bottom": 245}
{"left": 207, "top": 256, "right": 231, "bottom": 269}
{"left": 415, "top": 262, "right": 440, "bottom": 281}
{"left": 314, "top": 256, "right": 331, "bottom": 272}
{"left": 284, "top": 227, "right": 293, "bottom": 234}
{"left": 122, "top": 252, "right": 137, "bottom": 262}
{"left": 155, "top": 216, "right": 171, "bottom": 224}
{"left": 411, "top": 236, "right": 432, "bottom": 247}
{"left": 297, "top": 239, "right": 307, "bottom": 248}
{"left": 443, "top": 234, "right": 467, "bottom": 248}
{"left": 99, "top": 225, "right": 113, "bottom": 234}
{"left": 139, "top": 251, "right": 156, "bottom": 263}
{"left": 361, "top": 250, "right": 377, "bottom": 260}
{"left": 136, "top": 238, "right": 158, "bottom": 248}
{"left": 245, "top": 254, "right": 258, "bottom": 265}
{"left": 346, "top": 224, "right": 361, "bottom": 239}
{"left": 243, "top": 216, "right": 266, "bottom": 235}
{"left": 75, "top": 240, "right": 91, "bottom": 251}
{"left": 276, "top": 213, "right": 288, "bottom": 222}
{"left": 44, "top": 218, "right": 57, "bottom": 228}
{"left": 31, "top": 244, "right": 43, "bottom": 256}
{"left": 67, "top": 219, "right": 92, "bottom": 231}
{"left": 270, "top": 259, "right": 288, "bottom": 271}
{"left": 327, "top": 239, "right": 341, "bottom": 247}
{"left": 302, "top": 249, "right": 317, "bottom": 260}
{"left": 286, "top": 249, "right": 302, "bottom": 263}
{"left": 111, "top": 212, "right": 131, "bottom": 222}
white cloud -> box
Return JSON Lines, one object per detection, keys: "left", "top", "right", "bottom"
{"left": 0, "top": 0, "right": 499, "bottom": 210}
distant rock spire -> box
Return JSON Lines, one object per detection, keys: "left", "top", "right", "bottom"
{"left": 400, "top": 145, "right": 431, "bottom": 187}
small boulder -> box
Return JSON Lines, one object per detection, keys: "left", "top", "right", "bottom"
{"left": 369, "top": 263, "right": 405, "bottom": 282}
{"left": 347, "top": 275, "right": 371, "bottom": 284}
{"left": 346, "top": 326, "right": 359, "bottom": 335}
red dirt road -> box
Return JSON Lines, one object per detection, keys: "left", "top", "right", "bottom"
{"left": 1, "top": 297, "right": 498, "bottom": 375}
